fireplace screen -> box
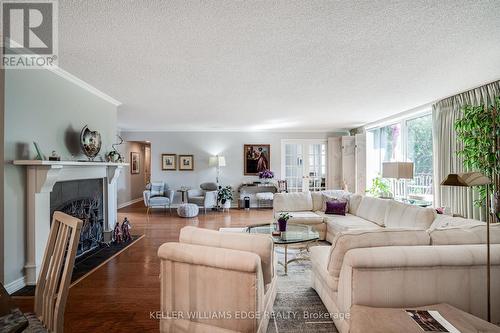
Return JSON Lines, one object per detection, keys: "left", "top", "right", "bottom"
{"left": 50, "top": 179, "right": 104, "bottom": 256}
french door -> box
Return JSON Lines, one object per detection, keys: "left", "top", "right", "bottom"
{"left": 281, "top": 139, "right": 327, "bottom": 192}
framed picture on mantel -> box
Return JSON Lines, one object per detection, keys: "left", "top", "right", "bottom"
{"left": 244, "top": 144, "right": 270, "bottom": 175}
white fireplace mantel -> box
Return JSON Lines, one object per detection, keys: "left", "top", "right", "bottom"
{"left": 13, "top": 160, "right": 128, "bottom": 285}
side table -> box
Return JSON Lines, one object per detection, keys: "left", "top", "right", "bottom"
{"left": 350, "top": 303, "right": 500, "bottom": 333}
{"left": 177, "top": 189, "right": 188, "bottom": 203}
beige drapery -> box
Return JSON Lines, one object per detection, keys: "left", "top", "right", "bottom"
{"left": 432, "top": 80, "right": 500, "bottom": 220}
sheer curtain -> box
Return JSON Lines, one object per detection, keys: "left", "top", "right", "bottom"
{"left": 432, "top": 80, "right": 500, "bottom": 220}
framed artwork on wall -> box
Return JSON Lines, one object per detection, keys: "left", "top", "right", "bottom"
{"left": 244, "top": 144, "right": 270, "bottom": 175}
{"left": 130, "top": 152, "right": 140, "bottom": 174}
{"left": 161, "top": 154, "right": 177, "bottom": 170}
{"left": 178, "top": 155, "right": 194, "bottom": 171}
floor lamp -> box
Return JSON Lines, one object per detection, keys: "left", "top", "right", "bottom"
{"left": 209, "top": 155, "right": 226, "bottom": 185}
{"left": 440, "top": 171, "right": 493, "bottom": 322}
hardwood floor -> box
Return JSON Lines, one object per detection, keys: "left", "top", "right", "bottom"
{"left": 14, "top": 203, "right": 274, "bottom": 332}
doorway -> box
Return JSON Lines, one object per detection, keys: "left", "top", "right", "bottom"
{"left": 281, "top": 139, "right": 327, "bottom": 192}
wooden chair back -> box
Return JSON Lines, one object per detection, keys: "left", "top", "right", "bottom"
{"left": 277, "top": 180, "right": 288, "bottom": 193}
{"left": 34, "top": 211, "right": 83, "bottom": 333}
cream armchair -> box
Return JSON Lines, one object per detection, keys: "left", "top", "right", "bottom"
{"left": 157, "top": 226, "right": 277, "bottom": 333}
{"left": 187, "top": 182, "right": 218, "bottom": 213}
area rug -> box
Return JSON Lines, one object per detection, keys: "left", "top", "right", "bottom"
{"left": 11, "top": 235, "right": 144, "bottom": 297}
{"left": 267, "top": 245, "right": 339, "bottom": 333}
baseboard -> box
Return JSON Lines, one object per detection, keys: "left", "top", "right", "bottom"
{"left": 118, "top": 197, "right": 143, "bottom": 209}
{"left": 5, "top": 276, "right": 26, "bottom": 294}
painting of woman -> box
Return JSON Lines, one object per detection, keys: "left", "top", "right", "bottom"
{"left": 244, "top": 144, "right": 270, "bottom": 175}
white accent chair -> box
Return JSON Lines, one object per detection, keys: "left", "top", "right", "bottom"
{"left": 143, "top": 182, "right": 175, "bottom": 214}
{"left": 187, "top": 182, "right": 218, "bottom": 214}
{"left": 158, "top": 226, "right": 277, "bottom": 333}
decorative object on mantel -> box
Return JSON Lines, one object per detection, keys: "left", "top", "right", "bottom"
{"left": 244, "top": 144, "right": 270, "bottom": 175}
{"left": 130, "top": 152, "right": 140, "bottom": 174}
{"left": 48, "top": 150, "right": 60, "bottom": 161}
{"left": 178, "top": 154, "right": 194, "bottom": 171}
{"left": 258, "top": 169, "right": 274, "bottom": 183}
{"left": 106, "top": 135, "right": 124, "bottom": 163}
{"left": 161, "top": 153, "right": 177, "bottom": 170}
{"left": 33, "top": 142, "right": 45, "bottom": 160}
{"left": 80, "top": 125, "right": 102, "bottom": 161}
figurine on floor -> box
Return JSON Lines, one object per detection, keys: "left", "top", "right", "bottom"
{"left": 121, "top": 217, "right": 132, "bottom": 242}
{"left": 113, "top": 221, "right": 122, "bottom": 243}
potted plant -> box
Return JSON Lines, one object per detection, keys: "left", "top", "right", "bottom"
{"left": 277, "top": 212, "right": 290, "bottom": 232}
{"left": 366, "top": 175, "right": 392, "bottom": 198}
{"left": 258, "top": 169, "right": 274, "bottom": 184}
{"left": 218, "top": 185, "right": 234, "bottom": 210}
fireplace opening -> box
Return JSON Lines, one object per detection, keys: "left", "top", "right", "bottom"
{"left": 50, "top": 179, "right": 104, "bottom": 257}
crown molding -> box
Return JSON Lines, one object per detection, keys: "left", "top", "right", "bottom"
{"left": 6, "top": 39, "right": 121, "bottom": 106}
{"left": 50, "top": 66, "right": 122, "bottom": 106}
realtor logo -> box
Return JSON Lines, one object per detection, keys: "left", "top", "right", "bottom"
{"left": 1, "top": 0, "right": 58, "bottom": 68}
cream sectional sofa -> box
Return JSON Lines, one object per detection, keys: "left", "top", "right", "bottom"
{"left": 273, "top": 190, "right": 436, "bottom": 242}
{"left": 274, "top": 191, "right": 500, "bottom": 332}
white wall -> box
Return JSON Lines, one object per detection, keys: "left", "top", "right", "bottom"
{"left": 121, "top": 131, "right": 347, "bottom": 204}
{"left": 4, "top": 69, "right": 118, "bottom": 288}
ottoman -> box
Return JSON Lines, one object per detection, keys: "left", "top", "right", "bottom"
{"left": 177, "top": 203, "right": 199, "bottom": 218}
{"left": 256, "top": 192, "right": 274, "bottom": 208}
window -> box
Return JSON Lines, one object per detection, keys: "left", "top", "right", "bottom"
{"left": 366, "top": 113, "right": 433, "bottom": 201}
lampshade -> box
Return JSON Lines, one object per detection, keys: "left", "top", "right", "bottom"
{"left": 440, "top": 172, "right": 491, "bottom": 187}
{"left": 209, "top": 155, "right": 226, "bottom": 167}
{"left": 382, "top": 162, "right": 414, "bottom": 179}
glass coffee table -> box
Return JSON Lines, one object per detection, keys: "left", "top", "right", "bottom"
{"left": 247, "top": 223, "right": 319, "bottom": 274}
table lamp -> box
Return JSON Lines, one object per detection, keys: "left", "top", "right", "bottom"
{"left": 382, "top": 162, "right": 414, "bottom": 199}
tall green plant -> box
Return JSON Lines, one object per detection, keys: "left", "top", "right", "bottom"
{"left": 454, "top": 97, "right": 500, "bottom": 207}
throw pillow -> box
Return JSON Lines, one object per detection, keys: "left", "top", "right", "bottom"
{"left": 322, "top": 193, "right": 349, "bottom": 213}
{"left": 150, "top": 182, "right": 165, "bottom": 197}
{"left": 325, "top": 200, "right": 347, "bottom": 215}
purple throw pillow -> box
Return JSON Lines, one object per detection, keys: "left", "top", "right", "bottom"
{"left": 325, "top": 200, "right": 347, "bottom": 216}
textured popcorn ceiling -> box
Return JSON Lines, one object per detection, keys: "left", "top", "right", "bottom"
{"left": 58, "top": 0, "right": 500, "bottom": 131}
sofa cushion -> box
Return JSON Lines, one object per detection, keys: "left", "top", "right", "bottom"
{"left": 149, "top": 196, "right": 169, "bottom": 205}
{"left": 355, "top": 196, "right": 390, "bottom": 226}
{"left": 325, "top": 200, "right": 347, "bottom": 215}
{"left": 311, "top": 192, "right": 325, "bottom": 211}
{"left": 310, "top": 245, "right": 338, "bottom": 291}
{"left": 327, "top": 229, "right": 431, "bottom": 276}
{"left": 429, "top": 215, "right": 483, "bottom": 230}
{"left": 273, "top": 192, "right": 313, "bottom": 212}
{"left": 348, "top": 194, "right": 363, "bottom": 215}
{"left": 430, "top": 223, "right": 500, "bottom": 245}
{"left": 320, "top": 212, "right": 382, "bottom": 235}
{"left": 276, "top": 211, "right": 324, "bottom": 225}
{"left": 384, "top": 200, "right": 436, "bottom": 229}
{"left": 322, "top": 193, "right": 350, "bottom": 213}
